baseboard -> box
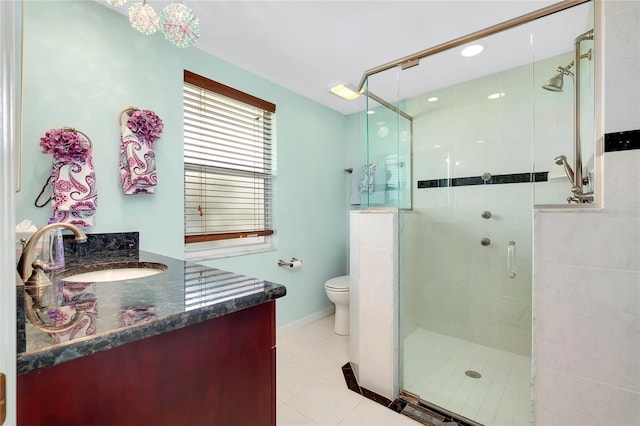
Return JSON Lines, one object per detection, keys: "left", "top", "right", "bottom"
{"left": 276, "top": 305, "right": 335, "bottom": 337}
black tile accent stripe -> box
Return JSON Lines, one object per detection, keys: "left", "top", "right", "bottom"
{"left": 341, "top": 362, "right": 477, "bottom": 426}
{"left": 604, "top": 129, "right": 640, "bottom": 152}
{"left": 417, "top": 171, "right": 548, "bottom": 189}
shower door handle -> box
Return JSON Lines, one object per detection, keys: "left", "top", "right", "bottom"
{"left": 507, "top": 241, "right": 516, "bottom": 279}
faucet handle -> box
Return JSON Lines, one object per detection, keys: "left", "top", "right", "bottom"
{"left": 25, "top": 259, "right": 51, "bottom": 288}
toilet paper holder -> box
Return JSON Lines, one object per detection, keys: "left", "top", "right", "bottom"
{"left": 278, "top": 257, "right": 302, "bottom": 268}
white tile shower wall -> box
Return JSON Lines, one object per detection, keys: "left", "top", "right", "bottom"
{"left": 349, "top": 209, "right": 399, "bottom": 400}
{"left": 399, "top": 211, "right": 419, "bottom": 342}
{"left": 533, "top": 2, "right": 640, "bottom": 425}
{"left": 411, "top": 183, "right": 532, "bottom": 357}
{"left": 406, "top": 63, "right": 539, "bottom": 356}
{"left": 603, "top": 1, "right": 640, "bottom": 134}
{"left": 408, "top": 52, "right": 574, "bottom": 185}
{"left": 534, "top": 154, "right": 640, "bottom": 426}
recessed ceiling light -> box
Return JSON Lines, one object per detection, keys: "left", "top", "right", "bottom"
{"left": 330, "top": 84, "right": 359, "bottom": 100}
{"left": 477, "top": 140, "right": 486, "bottom": 144}
{"left": 461, "top": 44, "right": 484, "bottom": 57}
{"left": 487, "top": 92, "right": 506, "bottom": 100}
{"left": 427, "top": 96, "right": 439, "bottom": 102}
{"left": 367, "top": 110, "right": 375, "bottom": 115}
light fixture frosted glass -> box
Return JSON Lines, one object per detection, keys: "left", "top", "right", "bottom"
{"left": 129, "top": 1, "right": 160, "bottom": 35}
{"left": 330, "top": 84, "right": 359, "bottom": 100}
{"left": 160, "top": 3, "right": 201, "bottom": 48}
{"left": 427, "top": 96, "right": 439, "bottom": 102}
{"left": 461, "top": 44, "right": 484, "bottom": 57}
{"left": 487, "top": 92, "right": 506, "bottom": 100}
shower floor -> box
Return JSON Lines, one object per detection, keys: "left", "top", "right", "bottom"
{"left": 402, "top": 328, "right": 531, "bottom": 426}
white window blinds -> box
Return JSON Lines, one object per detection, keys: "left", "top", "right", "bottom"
{"left": 183, "top": 70, "right": 275, "bottom": 244}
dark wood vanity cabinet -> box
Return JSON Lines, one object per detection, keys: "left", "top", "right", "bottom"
{"left": 17, "top": 301, "right": 276, "bottom": 426}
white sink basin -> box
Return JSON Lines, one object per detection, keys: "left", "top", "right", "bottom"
{"left": 60, "top": 262, "right": 167, "bottom": 283}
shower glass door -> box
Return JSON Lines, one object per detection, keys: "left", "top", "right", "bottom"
{"left": 362, "top": 3, "right": 594, "bottom": 425}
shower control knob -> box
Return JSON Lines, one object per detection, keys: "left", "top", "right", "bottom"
{"left": 481, "top": 210, "right": 492, "bottom": 219}
{"left": 481, "top": 238, "right": 491, "bottom": 246}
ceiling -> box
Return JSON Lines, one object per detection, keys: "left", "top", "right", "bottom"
{"left": 100, "top": 1, "right": 593, "bottom": 115}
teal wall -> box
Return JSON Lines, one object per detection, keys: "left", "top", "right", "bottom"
{"left": 18, "top": 0, "right": 349, "bottom": 326}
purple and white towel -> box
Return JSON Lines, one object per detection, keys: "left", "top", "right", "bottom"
{"left": 119, "top": 124, "right": 157, "bottom": 194}
{"left": 51, "top": 154, "right": 98, "bottom": 228}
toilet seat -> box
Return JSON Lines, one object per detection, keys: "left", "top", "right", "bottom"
{"left": 325, "top": 275, "right": 350, "bottom": 291}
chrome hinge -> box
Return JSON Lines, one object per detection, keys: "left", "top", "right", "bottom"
{"left": 0, "top": 373, "right": 5, "bottom": 425}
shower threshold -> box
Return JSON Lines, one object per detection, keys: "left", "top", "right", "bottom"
{"left": 341, "top": 362, "right": 479, "bottom": 426}
{"left": 398, "top": 390, "right": 482, "bottom": 426}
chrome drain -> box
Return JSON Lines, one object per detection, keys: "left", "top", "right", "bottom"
{"left": 465, "top": 370, "right": 481, "bottom": 379}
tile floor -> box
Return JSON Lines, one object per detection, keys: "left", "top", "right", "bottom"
{"left": 403, "top": 328, "right": 532, "bottom": 426}
{"left": 276, "top": 314, "right": 420, "bottom": 426}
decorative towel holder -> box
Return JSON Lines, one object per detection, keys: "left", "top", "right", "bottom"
{"left": 119, "top": 106, "right": 138, "bottom": 125}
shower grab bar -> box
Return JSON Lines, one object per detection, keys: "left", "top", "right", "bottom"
{"left": 507, "top": 241, "right": 516, "bottom": 279}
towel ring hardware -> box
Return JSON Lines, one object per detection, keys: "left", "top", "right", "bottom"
{"left": 119, "top": 106, "right": 139, "bottom": 126}
{"left": 61, "top": 126, "right": 92, "bottom": 148}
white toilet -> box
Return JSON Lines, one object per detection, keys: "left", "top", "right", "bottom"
{"left": 324, "top": 275, "right": 350, "bottom": 335}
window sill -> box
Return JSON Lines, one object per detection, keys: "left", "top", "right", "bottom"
{"left": 185, "top": 242, "right": 274, "bottom": 261}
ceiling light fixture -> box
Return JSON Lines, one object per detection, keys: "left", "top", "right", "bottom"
{"left": 160, "top": 2, "right": 201, "bottom": 48}
{"left": 129, "top": 0, "right": 160, "bottom": 35}
{"left": 487, "top": 92, "right": 506, "bottom": 100}
{"left": 461, "top": 44, "right": 484, "bottom": 57}
{"left": 330, "top": 84, "right": 360, "bottom": 100}
{"left": 427, "top": 96, "right": 439, "bottom": 102}
{"left": 109, "top": 0, "right": 200, "bottom": 48}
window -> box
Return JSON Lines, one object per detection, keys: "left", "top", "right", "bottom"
{"left": 183, "top": 70, "right": 275, "bottom": 258}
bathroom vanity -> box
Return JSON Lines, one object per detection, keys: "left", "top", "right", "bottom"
{"left": 16, "top": 234, "right": 286, "bottom": 425}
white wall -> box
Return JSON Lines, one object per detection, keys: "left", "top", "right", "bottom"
{"left": 533, "top": 1, "right": 640, "bottom": 424}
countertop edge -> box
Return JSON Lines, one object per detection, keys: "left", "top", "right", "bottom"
{"left": 17, "top": 286, "right": 286, "bottom": 375}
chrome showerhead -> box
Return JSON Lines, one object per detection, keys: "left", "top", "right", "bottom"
{"left": 554, "top": 155, "right": 575, "bottom": 184}
{"left": 542, "top": 62, "right": 574, "bottom": 93}
{"left": 542, "top": 73, "right": 565, "bottom": 92}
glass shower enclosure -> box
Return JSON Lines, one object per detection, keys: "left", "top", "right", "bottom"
{"left": 359, "top": 2, "right": 595, "bottom": 425}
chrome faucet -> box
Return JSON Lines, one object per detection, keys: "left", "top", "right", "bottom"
{"left": 17, "top": 222, "right": 87, "bottom": 284}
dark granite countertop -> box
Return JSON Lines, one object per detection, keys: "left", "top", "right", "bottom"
{"left": 17, "top": 246, "right": 286, "bottom": 375}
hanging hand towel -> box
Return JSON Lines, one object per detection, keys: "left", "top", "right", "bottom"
{"left": 51, "top": 155, "right": 98, "bottom": 227}
{"left": 360, "top": 163, "right": 376, "bottom": 193}
{"left": 39, "top": 127, "right": 97, "bottom": 228}
{"left": 119, "top": 108, "right": 163, "bottom": 195}
{"left": 369, "top": 160, "right": 388, "bottom": 204}
{"left": 119, "top": 125, "right": 157, "bottom": 194}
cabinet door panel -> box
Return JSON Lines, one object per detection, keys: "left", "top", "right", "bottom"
{"left": 18, "top": 301, "right": 275, "bottom": 426}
